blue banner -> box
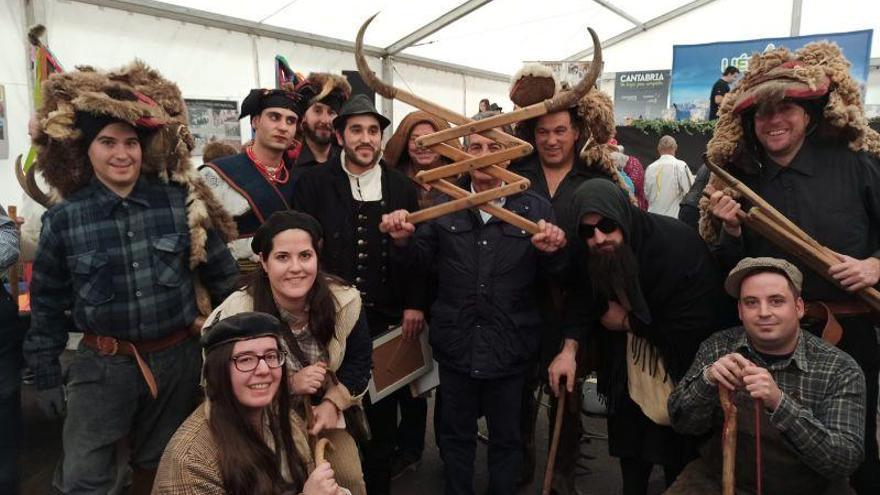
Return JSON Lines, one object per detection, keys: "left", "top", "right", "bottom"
{"left": 670, "top": 30, "right": 873, "bottom": 121}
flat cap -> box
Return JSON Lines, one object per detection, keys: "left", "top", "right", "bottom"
{"left": 724, "top": 257, "right": 803, "bottom": 298}
{"left": 201, "top": 312, "right": 285, "bottom": 352}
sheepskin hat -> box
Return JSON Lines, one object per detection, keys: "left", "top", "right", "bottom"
{"left": 508, "top": 63, "right": 633, "bottom": 201}
{"left": 32, "top": 60, "right": 237, "bottom": 269}
{"left": 509, "top": 63, "right": 560, "bottom": 108}
{"left": 698, "top": 41, "right": 880, "bottom": 242}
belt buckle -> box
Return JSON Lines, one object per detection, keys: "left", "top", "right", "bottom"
{"left": 95, "top": 336, "right": 120, "bottom": 356}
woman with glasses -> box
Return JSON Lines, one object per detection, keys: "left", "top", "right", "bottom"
{"left": 201, "top": 210, "right": 371, "bottom": 494}
{"left": 153, "top": 312, "right": 348, "bottom": 494}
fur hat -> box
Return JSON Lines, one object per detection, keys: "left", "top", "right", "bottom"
{"left": 698, "top": 41, "right": 880, "bottom": 242}
{"left": 32, "top": 60, "right": 237, "bottom": 268}
{"left": 509, "top": 63, "right": 559, "bottom": 108}
{"left": 295, "top": 72, "right": 352, "bottom": 113}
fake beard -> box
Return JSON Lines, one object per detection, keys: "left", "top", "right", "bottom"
{"left": 587, "top": 243, "right": 639, "bottom": 303}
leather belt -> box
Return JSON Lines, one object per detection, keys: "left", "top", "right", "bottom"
{"left": 804, "top": 300, "right": 872, "bottom": 346}
{"left": 81, "top": 327, "right": 193, "bottom": 399}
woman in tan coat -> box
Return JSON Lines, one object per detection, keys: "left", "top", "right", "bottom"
{"left": 153, "top": 312, "right": 346, "bottom": 495}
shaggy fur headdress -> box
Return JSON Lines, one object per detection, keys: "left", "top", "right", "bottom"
{"left": 295, "top": 72, "right": 352, "bottom": 113}
{"left": 698, "top": 41, "right": 880, "bottom": 242}
{"left": 32, "top": 60, "right": 237, "bottom": 268}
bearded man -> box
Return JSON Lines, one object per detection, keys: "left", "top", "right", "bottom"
{"left": 555, "top": 179, "right": 721, "bottom": 495}
{"left": 292, "top": 94, "right": 427, "bottom": 495}
{"left": 293, "top": 72, "right": 351, "bottom": 170}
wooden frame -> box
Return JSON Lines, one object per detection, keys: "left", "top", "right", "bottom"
{"left": 367, "top": 325, "right": 434, "bottom": 402}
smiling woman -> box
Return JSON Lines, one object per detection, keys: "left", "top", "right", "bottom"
{"left": 202, "top": 210, "right": 372, "bottom": 495}
{"left": 153, "top": 312, "right": 350, "bottom": 495}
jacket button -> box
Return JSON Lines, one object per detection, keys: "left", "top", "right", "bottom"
{"left": 358, "top": 239, "right": 367, "bottom": 246}
{"left": 356, "top": 277, "right": 364, "bottom": 284}
{"left": 358, "top": 253, "right": 368, "bottom": 260}
{"left": 451, "top": 225, "right": 457, "bottom": 231}
{"left": 357, "top": 265, "right": 366, "bottom": 271}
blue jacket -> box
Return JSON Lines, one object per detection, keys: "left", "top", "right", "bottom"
{"left": 394, "top": 179, "right": 566, "bottom": 379}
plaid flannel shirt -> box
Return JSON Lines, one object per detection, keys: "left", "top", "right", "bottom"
{"left": 0, "top": 205, "right": 20, "bottom": 273}
{"left": 24, "top": 176, "right": 237, "bottom": 390}
{"left": 668, "top": 326, "right": 866, "bottom": 478}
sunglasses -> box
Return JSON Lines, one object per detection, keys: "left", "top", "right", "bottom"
{"left": 578, "top": 218, "right": 619, "bottom": 240}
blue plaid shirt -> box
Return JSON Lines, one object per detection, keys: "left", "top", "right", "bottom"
{"left": 24, "top": 176, "right": 237, "bottom": 389}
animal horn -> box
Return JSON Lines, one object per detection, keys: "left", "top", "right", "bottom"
{"left": 355, "top": 13, "right": 397, "bottom": 100}
{"left": 545, "top": 27, "right": 603, "bottom": 113}
{"left": 15, "top": 154, "right": 52, "bottom": 208}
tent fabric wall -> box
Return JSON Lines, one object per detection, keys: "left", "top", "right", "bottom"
{"left": 0, "top": 0, "right": 512, "bottom": 204}
{"left": 0, "top": 0, "right": 32, "bottom": 209}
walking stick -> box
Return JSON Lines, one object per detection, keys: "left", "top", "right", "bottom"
{"left": 719, "top": 385, "right": 763, "bottom": 495}
{"left": 719, "top": 386, "right": 737, "bottom": 495}
{"left": 314, "top": 437, "right": 335, "bottom": 466}
{"left": 754, "top": 399, "right": 763, "bottom": 495}
{"left": 541, "top": 378, "right": 567, "bottom": 495}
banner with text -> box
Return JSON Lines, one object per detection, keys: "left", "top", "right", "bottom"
{"left": 614, "top": 70, "right": 671, "bottom": 123}
{"left": 670, "top": 30, "right": 872, "bottom": 121}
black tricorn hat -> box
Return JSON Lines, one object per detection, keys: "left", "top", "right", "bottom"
{"left": 332, "top": 94, "right": 390, "bottom": 131}
{"left": 200, "top": 312, "right": 285, "bottom": 352}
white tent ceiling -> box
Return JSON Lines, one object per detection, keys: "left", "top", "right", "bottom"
{"left": 159, "top": 0, "right": 880, "bottom": 75}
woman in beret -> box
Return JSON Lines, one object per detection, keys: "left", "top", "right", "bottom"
{"left": 153, "top": 312, "right": 347, "bottom": 495}
{"left": 202, "top": 210, "right": 371, "bottom": 494}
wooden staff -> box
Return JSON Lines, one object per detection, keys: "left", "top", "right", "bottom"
{"left": 541, "top": 379, "right": 567, "bottom": 495}
{"left": 754, "top": 399, "right": 763, "bottom": 495}
{"left": 702, "top": 178, "right": 880, "bottom": 312}
{"left": 719, "top": 386, "right": 737, "bottom": 495}
{"left": 747, "top": 208, "right": 880, "bottom": 312}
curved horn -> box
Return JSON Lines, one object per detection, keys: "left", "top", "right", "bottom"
{"left": 15, "top": 154, "right": 52, "bottom": 208}
{"left": 355, "top": 14, "right": 397, "bottom": 100}
{"left": 545, "top": 27, "right": 603, "bottom": 113}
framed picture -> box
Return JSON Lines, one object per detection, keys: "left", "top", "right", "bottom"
{"left": 367, "top": 325, "right": 433, "bottom": 402}
{"left": 183, "top": 99, "right": 241, "bottom": 156}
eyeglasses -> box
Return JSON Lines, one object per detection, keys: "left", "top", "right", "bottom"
{"left": 230, "top": 350, "right": 286, "bottom": 373}
{"left": 578, "top": 218, "right": 619, "bottom": 240}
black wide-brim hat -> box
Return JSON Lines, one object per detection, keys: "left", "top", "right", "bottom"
{"left": 332, "top": 94, "right": 390, "bottom": 131}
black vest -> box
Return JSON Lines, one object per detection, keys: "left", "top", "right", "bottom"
{"left": 201, "top": 152, "right": 294, "bottom": 237}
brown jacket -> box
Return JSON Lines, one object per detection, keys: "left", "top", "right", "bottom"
{"left": 152, "top": 404, "right": 312, "bottom": 494}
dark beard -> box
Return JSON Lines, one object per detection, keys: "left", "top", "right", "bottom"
{"left": 344, "top": 144, "right": 380, "bottom": 169}
{"left": 303, "top": 120, "right": 333, "bottom": 146}
{"left": 587, "top": 243, "right": 639, "bottom": 303}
